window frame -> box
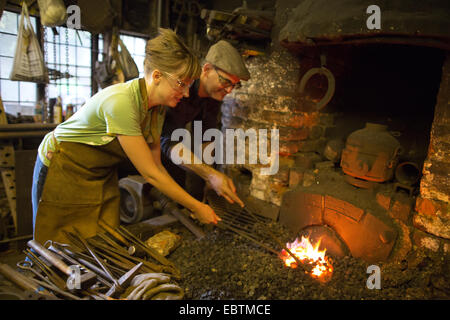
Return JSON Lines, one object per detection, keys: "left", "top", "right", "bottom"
{"left": 0, "top": 8, "right": 148, "bottom": 116}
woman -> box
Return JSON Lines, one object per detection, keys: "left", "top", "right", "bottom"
{"left": 31, "top": 28, "right": 220, "bottom": 244}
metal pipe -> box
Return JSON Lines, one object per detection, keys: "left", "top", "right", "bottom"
{"left": 28, "top": 240, "right": 72, "bottom": 275}
{"left": 0, "top": 130, "right": 53, "bottom": 139}
{"left": 0, "top": 234, "right": 32, "bottom": 244}
{"left": 0, "top": 263, "right": 41, "bottom": 292}
{"left": 0, "top": 123, "right": 57, "bottom": 131}
{"left": 156, "top": 0, "right": 162, "bottom": 29}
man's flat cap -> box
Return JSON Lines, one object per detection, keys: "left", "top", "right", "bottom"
{"left": 205, "top": 40, "right": 250, "bottom": 81}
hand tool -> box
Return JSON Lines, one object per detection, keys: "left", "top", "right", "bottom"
{"left": 0, "top": 263, "right": 42, "bottom": 293}
{"left": 70, "top": 227, "right": 120, "bottom": 289}
{"left": 96, "top": 228, "right": 143, "bottom": 257}
{"left": 29, "top": 277, "right": 82, "bottom": 300}
{"left": 27, "top": 239, "right": 97, "bottom": 290}
{"left": 62, "top": 231, "right": 126, "bottom": 275}
{"left": 87, "top": 237, "right": 162, "bottom": 274}
{"left": 16, "top": 260, "right": 56, "bottom": 289}
{"left": 105, "top": 262, "right": 143, "bottom": 298}
{"left": 47, "top": 242, "right": 114, "bottom": 288}
{"left": 118, "top": 225, "right": 178, "bottom": 269}
{"left": 207, "top": 191, "right": 313, "bottom": 273}
{"left": 24, "top": 248, "right": 102, "bottom": 300}
{"left": 24, "top": 249, "right": 67, "bottom": 290}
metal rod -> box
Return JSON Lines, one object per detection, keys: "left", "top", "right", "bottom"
{"left": 70, "top": 228, "right": 119, "bottom": 288}
{"left": 0, "top": 263, "right": 41, "bottom": 292}
{"left": 56, "top": 239, "right": 123, "bottom": 275}
{"left": 24, "top": 249, "right": 66, "bottom": 290}
{"left": 33, "top": 279, "right": 82, "bottom": 300}
{"left": 218, "top": 221, "right": 279, "bottom": 255}
{"left": 210, "top": 193, "right": 312, "bottom": 273}
{"left": 89, "top": 238, "right": 163, "bottom": 274}
{"left": 0, "top": 234, "right": 32, "bottom": 244}
{"left": 0, "top": 123, "right": 57, "bottom": 131}
{"left": 96, "top": 232, "right": 129, "bottom": 253}
{"left": 98, "top": 220, "right": 130, "bottom": 247}
{"left": 54, "top": 246, "right": 113, "bottom": 288}
{"left": 117, "top": 226, "right": 178, "bottom": 270}
{"left": 87, "top": 239, "right": 136, "bottom": 268}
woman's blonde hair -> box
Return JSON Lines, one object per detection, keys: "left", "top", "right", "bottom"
{"left": 144, "top": 28, "right": 201, "bottom": 80}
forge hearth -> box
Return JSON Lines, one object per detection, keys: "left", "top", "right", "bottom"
{"left": 280, "top": 169, "right": 401, "bottom": 263}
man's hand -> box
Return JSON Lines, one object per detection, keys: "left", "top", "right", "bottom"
{"left": 207, "top": 171, "right": 244, "bottom": 207}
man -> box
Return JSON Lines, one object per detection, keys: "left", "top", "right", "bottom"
{"left": 160, "top": 40, "right": 250, "bottom": 208}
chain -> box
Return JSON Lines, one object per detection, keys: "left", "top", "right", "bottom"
{"left": 43, "top": 26, "right": 49, "bottom": 122}
{"left": 53, "top": 29, "right": 57, "bottom": 79}
{"left": 65, "top": 28, "right": 69, "bottom": 96}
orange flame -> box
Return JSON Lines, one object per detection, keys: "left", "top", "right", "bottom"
{"left": 280, "top": 236, "right": 333, "bottom": 281}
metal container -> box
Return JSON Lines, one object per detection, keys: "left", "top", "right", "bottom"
{"left": 341, "top": 122, "right": 401, "bottom": 183}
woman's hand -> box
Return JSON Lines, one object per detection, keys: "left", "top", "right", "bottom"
{"left": 191, "top": 202, "right": 221, "bottom": 225}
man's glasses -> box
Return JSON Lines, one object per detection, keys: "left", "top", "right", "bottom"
{"left": 163, "top": 72, "right": 193, "bottom": 92}
{"left": 213, "top": 67, "right": 241, "bottom": 90}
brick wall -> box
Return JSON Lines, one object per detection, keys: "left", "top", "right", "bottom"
{"left": 221, "top": 48, "right": 335, "bottom": 206}
{"left": 413, "top": 53, "right": 450, "bottom": 254}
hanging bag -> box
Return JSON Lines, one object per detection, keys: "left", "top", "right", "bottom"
{"left": 94, "top": 30, "right": 123, "bottom": 88}
{"left": 117, "top": 39, "right": 140, "bottom": 81}
{"left": 37, "top": 0, "right": 67, "bottom": 27}
{"left": 10, "top": 3, "right": 48, "bottom": 83}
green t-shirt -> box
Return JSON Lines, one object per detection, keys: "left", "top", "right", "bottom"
{"left": 39, "top": 78, "right": 166, "bottom": 167}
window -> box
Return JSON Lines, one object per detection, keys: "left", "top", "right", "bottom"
{"left": 0, "top": 10, "right": 37, "bottom": 115}
{"left": 1, "top": 10, "right": 146, "bottom": 117}
{"left": 120, "top": 34, "right": 146, "bottom": 78}
{"left": 44, "top": 26, "right": 92, "bottom": 111}
{"left": 98, "top": 33, "right": 147, "bottom": 79}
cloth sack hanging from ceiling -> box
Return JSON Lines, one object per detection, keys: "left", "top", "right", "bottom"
{"left": 10, "top": 2, "right": 48, "bottom": 83}
{"left": 37, "top": 0, "right": 67, "bottom": 27}
{"left": 94, "top": 30, "right": 124, "bottom": 89}
{"left": 94, "top": 56, "right": 118, "bottom": 89}
{"left": 77, "top": 0, "right": 115, "bottom": 34}
{"left": 117, "top": 39, "right": 140, "bottom": 81}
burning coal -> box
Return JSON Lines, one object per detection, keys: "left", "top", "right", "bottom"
{"left": 280, "top": 236, "right": 333, "bottom": 282}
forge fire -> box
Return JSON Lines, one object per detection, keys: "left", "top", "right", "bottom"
{"left": 280, "top": 236, "right": 334, "bottom": 281}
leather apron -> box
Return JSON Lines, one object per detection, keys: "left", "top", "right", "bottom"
{"left": 34, "top": 79, "right": 160, "bottom": 244}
